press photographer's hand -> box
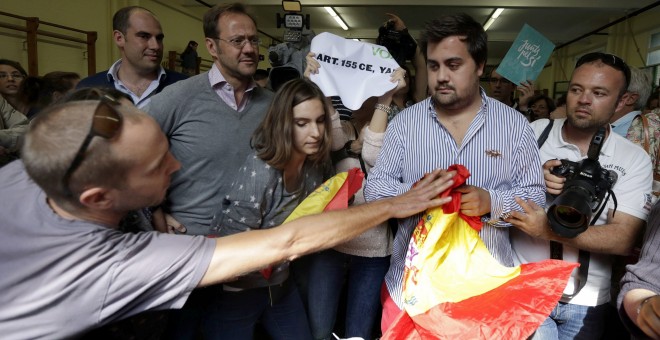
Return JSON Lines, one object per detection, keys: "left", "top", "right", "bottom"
{"left": 544, "top": 159, "right": 566, "bottom": 195}
{"left": 505, "top": 197, "right": 552, "bottom": 240}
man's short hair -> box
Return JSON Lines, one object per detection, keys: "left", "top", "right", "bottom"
{"left": 628, "top": 67, "right": 652, "bottom": 110}
{"left": 575, "top": 52, "right": 631, "bottom": 99}
{"left": 22, "top": 93, "right": 140, "bottom": 208}
{"left": 203, "top": 3, "right": 256, "bottom": 39}
{"left": 113, "top": 6, "right": 156, "bottom": 35}
{"left": 419, "top": 13, "right": 488, "bottom": 67}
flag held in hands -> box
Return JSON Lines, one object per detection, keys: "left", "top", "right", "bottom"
{"left": 383, "top": 164, "right": 578, "bottom": 340}
{"left": 285, "top": 167, "right": 365, "bottom": 222}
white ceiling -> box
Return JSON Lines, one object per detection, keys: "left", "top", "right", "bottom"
{"left": 174, "top": 0, "right": 660, "bottom": 65}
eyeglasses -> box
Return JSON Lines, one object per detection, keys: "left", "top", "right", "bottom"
{"left": 489, "top": 77, "right": 512, "bottom": 85}
{"left": 216, "top": 36, "right": 260, "bottom": 49}
{"left": 0, "top": 72, "right": 25, "bottom": 80}
{"left": 575, "top": 52, "right": 631, "bottom": 87}
{"left": 62, "top": 96, "right": 123, "bottom": 197}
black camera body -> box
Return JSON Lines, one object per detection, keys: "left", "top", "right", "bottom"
{"left": 547, "top": 127, "right": 617, "bottom": 238}
{"left": 376, "top": 21, "right": 417, "bottom": 66}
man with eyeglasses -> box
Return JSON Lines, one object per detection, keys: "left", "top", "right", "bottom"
{"left": 0, "top": 59, "right": 29, "bottom": 114}
{"left": 0, "top": 95, "right": 455, "bottom": 339}
{"left": 143, "top": 3, "right": 277, "bottom": 338}
{"left": 507, "top": 52, "right": 653, "bottom": 339}
{"left": 77, "top": 6, "right": 187, "bottom": 108}
{"left": 488, "top": 67, "right": 535, "bottom": 118}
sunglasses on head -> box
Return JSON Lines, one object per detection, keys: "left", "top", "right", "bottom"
{"left": 62, "top": 95, "right": 123, "bottom": 197}
{"left": 575, "top": 52, "right": 631, "bottom": 87}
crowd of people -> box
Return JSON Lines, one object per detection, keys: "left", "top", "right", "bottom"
{"left": 0, "top": 3, "right": 659, "bottom": 340}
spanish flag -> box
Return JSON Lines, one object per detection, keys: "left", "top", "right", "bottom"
{"left": 258, "top": 168, "right": 364, "bottom": 280}
{"left": 285, "top": 167, "right": 365, "bottom": 221}
{"left": 383, "top": 165, "right": 578, "bottom": 340}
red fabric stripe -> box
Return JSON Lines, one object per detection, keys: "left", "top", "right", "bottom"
{"left": 324, "top": 168, "right": 364, "bottom": 212}
{"left": 384, "top": 260, "right": 578, "bottom": 340}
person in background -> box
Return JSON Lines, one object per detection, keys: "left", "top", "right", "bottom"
{"left": 0, "top": 95, "right": 28, "bottom": 167}
{"left": 43, "top": 71, "right": 80, "bottom": 102}
{"left": 488, "top": 66, "right": 535, "bottom": 113}
{"left": 254, "top": 68, "right": 269, "bottom": 88}
{"left": 526, "top": 94, "right": 555, "bottom": 121}
{"left": 550, "top": 94, "right": 567, "bottom": 119}
{"left": 643, "top": 87, "right": 659, "bottom": 114}
{"left": 77, "top": 6, "right": 187, "bottom": 108}
{"left": 304, "top": 53, "right": 406, "bottom": 340}
{"left": 618, "top": 201, "right": 660, "bottom": 339}
{"left": 488, "top": 69, "right": 515, "bottom": 107}
{"left": 0, "top": 59, "right": 29, "bottom": 114}
{"left": 364, "top": 13, "right": 545, "bottom": 333}
{"left": 180, "top": 40, "right": 199, "bottom": 76}
{"left": 20, "top": 71, "right": 81, "bottom": 119}
{"left": 610, "top": 67, "right": 652, "bottom": 137}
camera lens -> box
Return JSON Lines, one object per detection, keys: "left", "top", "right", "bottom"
{"left": 551, "top": 205, "right": 588, "bottom": 228}
{"left": 547, "top": 183, "right": 594, "bottom": 238}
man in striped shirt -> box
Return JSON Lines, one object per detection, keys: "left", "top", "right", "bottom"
{"left": 363, "top": 13, "right": 545, "bottom": 333}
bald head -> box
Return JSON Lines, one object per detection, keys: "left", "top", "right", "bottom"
{"left": 113, "top": 6, "right": 157, "bottom": 35}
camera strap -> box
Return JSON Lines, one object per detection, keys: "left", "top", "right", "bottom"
{"left": 549, "top": 241, "right": 590, "bottom": 299}
{"left": 536, "top": 119, "right": 554, "bottom": 148}
{"left": 549, "top": 191, "right": 617, "bottom": 300}
{"left": 540, "top": 118, "right": 596, "bottom": 300}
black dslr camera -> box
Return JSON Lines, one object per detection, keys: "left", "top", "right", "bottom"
{"left": 376, "top": 20, "right": 417, "bottom": 66}
{"left": 547, "top": 126, "right": 618, "bottom": 238}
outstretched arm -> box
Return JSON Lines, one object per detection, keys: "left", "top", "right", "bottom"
{"left": 198, "top": 168, "right": 455, "bottom": 286}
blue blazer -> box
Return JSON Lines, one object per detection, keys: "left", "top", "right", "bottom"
{"left": 77, "top": 68, "right": 188, "bottom": 94}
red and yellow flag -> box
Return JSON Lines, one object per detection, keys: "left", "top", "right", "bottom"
{"left": 259, "top": 168, "right": 364, "bottom": 280}
{"left": 285, "top": 167, "right": 365, "bottom": 221}
{"left": 384, "top": 165, "right": 578, "bottom": 340}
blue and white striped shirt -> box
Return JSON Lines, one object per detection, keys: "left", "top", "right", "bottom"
{"left": 364, "top": 89, "right": 545, "bottom": 308}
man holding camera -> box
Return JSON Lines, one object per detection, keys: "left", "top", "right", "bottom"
{"left": 507, "top": 53, "right": 653, "bottom": 339}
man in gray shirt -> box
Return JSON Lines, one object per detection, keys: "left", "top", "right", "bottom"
{"left": 144, "top": 3, "right": 278, "bottom": 337}
{"left": 145, "top": 3, "right": 271, "bottom": 235}
{"left": 0, "top": 96, "right": 455, "bottom": 339}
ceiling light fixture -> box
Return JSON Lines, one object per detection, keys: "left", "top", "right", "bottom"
{"left": 324, "top": 6, "right": 349, "bottom": 31}
{"left": 483, "top": 8, "right": 504, "bottom": 31}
